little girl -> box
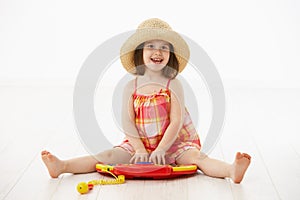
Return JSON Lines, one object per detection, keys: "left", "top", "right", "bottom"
{"left": 42, "top": 18, "right": 251, "bottom": 183}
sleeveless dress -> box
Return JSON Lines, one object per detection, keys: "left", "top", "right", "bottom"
{"left": 118, "top": 78, "right": 201, "bottom": 164}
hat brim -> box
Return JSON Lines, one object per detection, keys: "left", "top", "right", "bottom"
{"left": 120, "top": 28, "right": 190, "bottom": 74}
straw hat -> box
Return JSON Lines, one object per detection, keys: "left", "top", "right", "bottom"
{"left": 120, "top": 18, "right": 190, "bottom": 73}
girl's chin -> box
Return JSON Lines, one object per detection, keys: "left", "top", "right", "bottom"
{"left": 145, "top": 64, "right": 165, "bottom": 71}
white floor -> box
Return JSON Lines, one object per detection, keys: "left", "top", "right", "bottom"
{"left": 0, "top": 86, "right": 300, "bottom": 200}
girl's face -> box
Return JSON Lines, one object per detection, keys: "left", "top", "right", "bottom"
{"left": 143, "top": 40, "right": 170, "bottom": 73}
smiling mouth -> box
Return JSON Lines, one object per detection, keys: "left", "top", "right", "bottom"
{"left": 151, "top": 58, "right": 163, "bottom": 64}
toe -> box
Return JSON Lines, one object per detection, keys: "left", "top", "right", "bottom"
{"left": 41, "top": 150, "right": 50, "bottom": 156}
{"left": 236, "top": 152, "right": 243, "bottom": 159}
{"left": 243, "top": 153, "right": 251, "bottom": 160}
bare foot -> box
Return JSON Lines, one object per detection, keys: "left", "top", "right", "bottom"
{"left": 230, "top": 152, "right": 251, "bottom": 183}
{"left": 41, "top": 150, "right": 65, "bottom": 178}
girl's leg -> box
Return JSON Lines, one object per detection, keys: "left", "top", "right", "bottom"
{"left": 41, "top": 147, "right": 132, "bottom": 178}
{"left": 176, "top": 148, "right": 251, "bottom": 183}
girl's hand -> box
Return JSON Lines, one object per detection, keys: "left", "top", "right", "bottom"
{"left": 149, "top": 149, "right": 166, "bottom": 165}
{"left": 130, "top": 150, "right": 149, "bottom": 163}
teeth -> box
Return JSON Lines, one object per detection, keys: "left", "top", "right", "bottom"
{"left": 152, "top": 58, "right": 162, "bottom": 62}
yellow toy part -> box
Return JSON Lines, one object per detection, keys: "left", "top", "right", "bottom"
{"left": 172, "top": 165, "right": 197, "bottom": 172}
{"left": 77, "top": 169, "right": 125, "bottom": 195}
{"left": 77, "top": 182, "right": 89, "bottom": 194}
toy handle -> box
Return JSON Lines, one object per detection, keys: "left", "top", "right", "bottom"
{"left": 77, "top": 174, "right": 125, "bottom": 194}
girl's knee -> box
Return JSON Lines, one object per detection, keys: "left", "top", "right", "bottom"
{"left": 94, "top": 149, "right": 114, "bottom": 162}
{"left": 176, "top": 148, "right": 202, "bottom": 164}
{"left": 94, "top": 148, "right": 131, "bottom": 164}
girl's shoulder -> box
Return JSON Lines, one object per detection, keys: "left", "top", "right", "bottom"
{"left": 169, "top": 78, "right": 183, "bottom": 92}
{"left": 124, "top": 78, "right": 135, "bottom": 92}
{"left": 123, "top": 76, "right": 183, "bottom": 94}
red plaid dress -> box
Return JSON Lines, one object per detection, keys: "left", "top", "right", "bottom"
{"left": 118, "top": 78, "right": 201, "bottom": 164}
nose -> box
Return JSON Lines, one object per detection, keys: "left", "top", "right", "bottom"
{"left": 153, "top": 48, "right": 162, "bottom": 55}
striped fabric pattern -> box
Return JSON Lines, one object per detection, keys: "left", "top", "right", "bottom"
{"left": 118, "top": 80, "right": 201, "bottom": 164}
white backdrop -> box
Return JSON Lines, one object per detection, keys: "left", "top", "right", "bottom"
{"left": 0, "top": 0, "right": 299, "bottom": 88}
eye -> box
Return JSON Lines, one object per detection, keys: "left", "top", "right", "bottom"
{"left": 161, "top": 45, "right": 170, "bottom": 51}
{"left": 145, "top": 44, "right": 155, "bottom": 49}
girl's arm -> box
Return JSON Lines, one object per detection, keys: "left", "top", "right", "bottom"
{"left": 121, "top": 80, "right": 148, "bottom": 154}
{"left": 155, "top": 78, "right": 185, "bottom": 152}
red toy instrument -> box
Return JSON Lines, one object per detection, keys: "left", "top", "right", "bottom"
{"left": 96, "top": 162, "right": 198, "bottom": 179}
{"left": 77, "top": 162, "right": 198, "bottom": 194}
